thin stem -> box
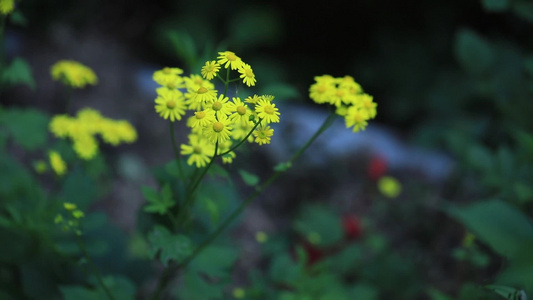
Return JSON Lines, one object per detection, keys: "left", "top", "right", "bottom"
{"left": 76, "top": 236, "right": 116, "bottom": 300}
{"left": 217, "top": 118, "right": 262, "bottom": 157}
{"left": 169, "top": 121, "right": 184, "bottom": 178}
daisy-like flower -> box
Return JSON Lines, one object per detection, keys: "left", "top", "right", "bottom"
{"left": 201, "top": 61, "right": 221, "bottom": 80}
{"left": 244, "top": 94, "right": 262, "bottom": 105}
{"left": 255, "top": 98, "right": 280, "bottom": 124}
{"left": 184, "top": 74, "right": 215, "bottom": 91}
{"left": 50, "top": 60, "right": 98, "bottom": 89}
{"left": 154, "top": 89, "right": 187, "bottom": 122}
{"left": 180, "top": 134, "right": 215, "bottom": 168}
{"left": 72, "top": 134, "right": 99, "bottom": 160}
{"left": 99, "top": 120, "right": 137, "bottom": 146}
{"left": 345, "top": 106, "right": 370, "bottom": 133}
{"left": 49, "top": 115, "right": 75, "bottom": 138}
{"left": 190, "top": 110, "right": 216, "bottom": 128}
{"left": 238, "top": 63, "right": 256, "bottom": 87}
{"left": 49, "top": 150, "right": 67, "bottom": 176}
{"left": 206, "top": 94, "right": 234, "bottom": 117}
{"left": 187, "top": 86, "right": 218, "bottom": 105}
{"left": 309, "top": 79, "right": 335, "bottom": 104}
{"left": 355, "top": 93, "right": 377, "bottom": 119}
{"left": 217, "top": 51, "right": 243, "bottom": 70}
{"left": 253, "top": 125, "right": 274, "bottom": 145}
{"left": 0, "top": 0, "right": 15, "bottom": 15}
{"left": 153, "top": 67, "right": 184, "bottom": 87}
{"left": 203, "top": 117, "right": 232, "bottom": 144}
{"left": 228, "top": 97, "right": 253, "bottom": 125}
{"left": 328, "top": 86, "right": 355, "bottom": 108}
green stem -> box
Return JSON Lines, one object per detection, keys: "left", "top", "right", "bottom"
{"left": 217, "top": 118, "right": 262, "bottom": 157}
{"left": 76, "top": 236, "right": 116, "bottom": 300}
{"left": 0, "top": 15, "right": 7, "bottom": 94}
{"left": 169, "top": 120, "right": 184, "bottom": 179}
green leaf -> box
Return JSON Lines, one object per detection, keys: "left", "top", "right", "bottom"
{"left": 142, "top": 184, "right": 175, "bottom": 215}
{"left": 427, "top": 288, "right": 454, "bottom": 300}
{"left": 238, "top": 169, "right": 259, "bottom": 186}
{"left": 269, "top": 252, "right": 302, "bottom": 284}
{"left": 147, "top": 225, "right": 192, "bottom": 266}
{"left": 1, "top": 57, "right": 36, "bottom": 89}
{"left": 481, "top": 0, "right": 509, "bottom": 12}
{"left": 174, "top": 271, "right": 226, "bottom": 300}
{"left": 293, "top": 204, "right": 343, "bottom": 247}
{"left": 0, "top": 107, "right": 49, "bottom": 151}
{"left": 446, "top": 199, "right": 533, "bottom": 259}
{"left": 274, "top": 162, "right": 292, "bottom": 172}
{"left": 189, "top": 245, "right": 239, "bottom": 278}
{"left": 454, "top": 28, "right": 495, "bottom": 75}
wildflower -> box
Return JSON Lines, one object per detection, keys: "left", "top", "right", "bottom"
{"left": 154, "top": 88, "right": 187, "bottom": 122}
{"left": 309, "top": 75, "right": 336, "bottom": 104}
{"left": 203, "top": 117, "right": 232, "bottom": 144}
{"left": 180, "top": 135, "right": 215, "bottom": 167}
{"left": 328, "top": 86, "right": 355, "bottom": 108}
{"left": 99, "top": 120, "right": 137, "bottom": 145}
{"left": 344, "top": 106, "right": 369, "bottom": 132}
{"left": 50, "top": 60, "right": 98, "bottom": 88}
{"left": 232, "top": 121, "right": 255, "bottom": 143}
{"left": 217, "top": 51, "right": 243, "bottom": 70}
{"left": 190, "top": 110, "right": 216, "bottom": 128}
{"left": 184, "top": 74, "right": 215, "bottom": 92}
{"left": 228, "top": 97, "right": 253, "bottom": 125}
{"left": 49, "top": 115, "right": 75, "bottom": 138}
{"left": 253, "top": 125, "right": 274, "bottom": 145}
{"left": 0, "top": 0, "right": 14, "bottom": 15}
{"left": 201, "top": 61, "right": 220, "bottom": 80}
{"left": 221, "top": 150, "right": 236, "bottom": 164}
{"left": 206, "top": 94, "right": 234, "bottom": 117}
{"left": 49, "top": 150, "right": 67, "bottom": 176}
{"left": 255, "top": 98, "right": 280, "bottom": 124}
{"left": 378, "top": 176, "right": 401, "bottom": 198}
{"left": 63, "top": 202, "right": 77, "bottom": 211}
{"left": 72, "top": 134, "right": 99, "bottom": 160}
{"left": 356, "top": 93, "right": 377, "bottom": 119}
{"left": 153, "top": 67, "right": 184, "bottom": 87}
{"left": 238, "top": 63, "right": 256, "bottom": 87}
{"left": 244, "top": 94, "right": 261, "bottom": 105}
{"left": 187, "top": 86, "right": 218, "bottom": 105}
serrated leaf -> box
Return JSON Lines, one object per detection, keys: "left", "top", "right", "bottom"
{"left": 147, "top": 225, "right": 192, "bottom": 266}
{"left": 454, "top": 28, "right": 495, "bottom": 75}
{"left": 1, "top": 57, "right": 35, "bottom": 89}
{"left": 141, "top": 186, "right": 159, "bottom": 203}
{"left": 238, "top": 169, "right": 259, "bottom": 186}
{"left": 142, "top": 184, "right": 175, "bottom": 215}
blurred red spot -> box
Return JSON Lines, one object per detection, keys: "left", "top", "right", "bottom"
{"left": 367, "top": 155, "right": 387, "bottom": 180}
{"left": 342, "top": 215, "right": 363, "bottom": 240}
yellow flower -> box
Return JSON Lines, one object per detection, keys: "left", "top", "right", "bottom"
{"left": 255, "top": 98, "right": 280, "bottom": 124}
{"left": 309, "top": 75, "right": 336, "bottom": 104}
{"left": 184, "top": 74, "right": 215, "bottom": 92}
{"left": 99, "top": 120, "right": 137, "bottom": 145}
{"left": 49, "top": 115, "right": 75, "bottom": 138}
{"left": 72, "top": 134, "right": 99, "bottom": 160}
{"left": 187, "top": 85, "right": 218, "bottom": 105}
{"left": 63, "top": 202, "right": 77, "bottom": 211}
{"left": 201, "top": 60, "right": 220, "bottom": 80}
{"left": 0, "top": 0, "right": 14, "bottom": 15}
{"left": 238, "top": 63, "right": 256, "bottom": 87}
{"left": 49, "top": 151, "right": 67, "bottom": 176}
{"left": 355, "top": 93, "right": 377, "bottom": 119}
{"left": 190, "top": 110, "right": 216, "bottom": 128}
{"left": 153, "top": 67, "right": 184, "bottom": 87}
{"left": 180, "top": 134, "right": 215, "bottom": 168}
{"left": 206, "top": 94, "right": 234, "bottom": 118}
{"left": 253, "top": 125, "right": 274, "bottom": 145}
{"left": 244, "top": 94, "right": 262, "bottom": 105}
{"left": 154, "top": 88, "right": 187, "bottom": 122}
{"left": 378, "top": 176, "right": 401, "bottom": 198}
{"left": 217, "top": 51, "right": 243, "bottom": 70}
{"left": 344, "top": 106, "right": 369, "bottom": 132}
{"left": 203, "top": 117, "right": 232, "bottom": 144}
{"left": 232, "top": 288, "right": 246, "bottom": 299}
{"left": 50, "top": 60, "right": 98, "bottom": 89}
{"left": 228, "top": 97, "right": 253, "bottom": 126}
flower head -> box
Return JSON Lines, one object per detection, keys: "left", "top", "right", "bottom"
{"left": 238, "top": 63, "right": 256, "bottom": 87}
{"left": 187, "top": 85, "right": 218, "bottom": 105}
{"left": 50, "top": 60, "right": 98, "bottom": 89}
{"left": 153, "top": 67, "right": 184, "bottom": 88}
{"left": 344, "top": 106, "right": 369, "bottom": 132}
{"left": 201, "top": 60, "right": 220, "bottom": 80}
{"left": 206, "top": 94, "right": 234, "bottom": 117}
{"left": 217, "top": 51, "right": 243, "bottom": 70}
{"left": 190, "top": 110, "right": 216, "bottom": 128}
{"left": 253, "top": 125, "right": 274, "bottom": 145}
{"left": 180, "top": 134, "right": 215, "bottom": 167}
{"left": 0, "top": 0, "right": 14, "bottom": 15}
{"left": 255, "top": 98, "right": 280, "bottom": 124}
{"left": 155, "top": 89, "right": 187, "bottom": 122}
{"left": 49, "top": 150, "right": 67, "bottom": 176}
{"left": 203, "top": 117, "right": 232, "bottom": 144}
{"left": 228, "top": 97, "right": 253, "bottom": 126}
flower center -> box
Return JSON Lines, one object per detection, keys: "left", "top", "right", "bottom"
{"left": 227, "top": 53, "right": 237, "bottom": 61}
{"left": 244, "top": 68, "right": 254, "bottom": 77}
{"left": 213, "top": 122, "right": 224, "bottom": 132}
{"left": 212, "top": 101, "right": 222, "bottom": 111}
{"left": 195, "top": 111, "right": 206, "bottom": 119}
{"left": 194, "top": 78, "right": 203, "bottom": 85}
{"left": 318, "top": 85, "right": 327, "bottom": 93}
{"left": 167, "top": 82, "right": 176, "bottom": 89}
{"left": 163, "top": 67, "right": 171, "bottom": 74}
{"left": 166, "top": 100, "right": 176, "bottom": 109}
{"left": 197, "top": 87, "right": 208, "bottom": 94}
{"left": 193, "top": 146, "right": 202, "bottom": 154}
{"left": 264, "top": 105, "right": 275, "bottom": 114}
{"left": 237, "top": 106, "right": 247, "bottom": 115}
{"left": 353, "top": 112, "right": 363, "bottom": 123}
{"left": 336, "top": 90, "right": 344, "bottom": 97}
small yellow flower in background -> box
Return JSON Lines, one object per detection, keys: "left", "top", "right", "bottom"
{"left": 49, "top": 150, "right": 67, "bottom": 176}
{"left": 356, "top": 93, "right": 377, "bottom": 119}
{"left": 245, "top": 94, "right": 262, "bottom": 105}
{"left": 56, "top": 202, "right": 85, "bottom": 235}
{"left": 255, "top": 231, "right": 268, "bottom": 243}
{"left": 49, "top": 115, "right": 75, "bottom": 138}
{"left": 33, "top": 160, "right": 48, "bottom": 174}
{"left": 307, "top": 231, "right": 322, "bottom": 245}
{"left": 184, "top": 74, "right": 214, "bottom": 92}
{"left": 0, "top": 0, "right": 14, "bottom": 15}
{"left": 220, "top": 150, "right": 236, "bottom": 164}
{"left": 63, "top": 202, "right": 77, "bottom": 211}
{"left": 462, "top": 232, "right": 476, "bottom": 248}
{"left": 72, "top": 134, "right": 99, "bottom": 160}
{"left": 154, "top": 89, "right": 187, "bottom": 122}
{"left": 345, "top": 106, "right": 369, "bottom": 132}
{"left": 201, "top": 61, "right": 220, "bottom": 80}
{"left": 255, "top": 98, "right": 280, "bottom": 124}
{"left": 253, "top": 125, "right": 274, "bottom": 145}
{"left": 232, "top": 287, "right": 246, "bottom": 299}
{"left": 238, "top": 63, "right": 256, "bottom": 87}
{"left": 217, "top": 51, "right": 243, "bottom": 70}
{"left": 378, "top": 176, "right": 401, "bottom": 198}
{"left": 50, "top": 60, "right": 98, "bottom": 89}
{"left": 153, "top": 67, "right": 184, "bottom": 87}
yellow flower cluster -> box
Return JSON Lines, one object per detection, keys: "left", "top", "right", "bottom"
{"left": 152, "top": 51, "right": 279, "bottom": 168}
{"left": 49, "top": 108, "right": 137, "bottom": 160}
{"left": 309, "top": 75, "right": 377, "bottom": 132}
{"left": 50, "top": 60, "right": 98, "bottom": 89}
{"left": 0, "top": 0, "right": 14, "bottom": 15}
{"left": 48, "top": 150, "right": 67, "bottom": 176}
{"left": 54, "top": 202, "right": 85, "bottom": 236}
